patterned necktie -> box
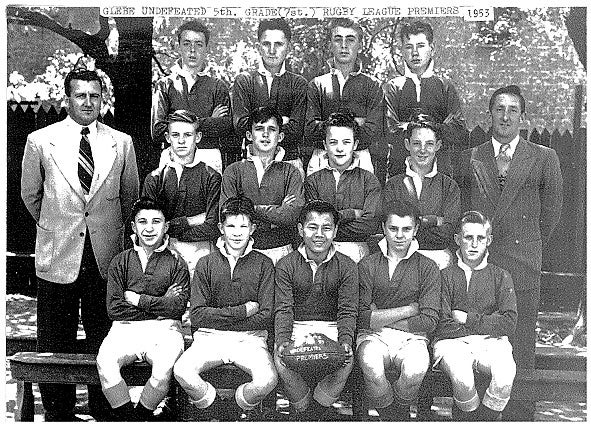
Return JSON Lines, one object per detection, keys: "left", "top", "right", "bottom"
{"left": 496, "top": 143, "right": 511, "bottom": 191}
{"left": 78, "top": 127, "right": 94, "bottom": 194}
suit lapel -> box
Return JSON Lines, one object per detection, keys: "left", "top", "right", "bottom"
{"left": 87, "top": 123, "right": 117, "bottom": 200}
{"left": 494, "top": 138, "right": 535, "bottom": 220}
{"left": 48, "top": 122, "right": 85, "bottom": 200}
{"left": 471, "top": 142, "right": 501, "bottom": 209}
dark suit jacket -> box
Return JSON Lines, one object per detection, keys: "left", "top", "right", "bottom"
{"left": 458, "top": 138, "right": 563, "bottom": 290}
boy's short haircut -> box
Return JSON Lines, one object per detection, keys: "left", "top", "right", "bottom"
{"left": 458, "top": 210, "right": 492, "bottom": 235}
{"left": 324, "top": 110, "right": 359, "bottom": 140}
{"left": 405, "top": 112, "right": 441, "bottom": 140}
{"left": 298, "top": 200, "right": 340, "bottom": 227}
{"left": 64, "top": 69, "right": 103, "bottom": 96}
{"left": 381, "top": 200, "right": 420, "bottom": 226}
{"left": 329, "top": 18, "right": 363, "bottom": 43}
{"left": 219, "top": 195, "right": 256, "bottom": 224}
{"left": 247, "top": 106, "right": 283, "bottom": 133}
{"left": 257, "top": 18, "right": 292, "bottom": 42}
{"left": 130, "top": 196, "right": 166, "bottom": 223}
{"left": 166, "top": 109, "right": 200, "bottom": 130}
{"left": 399, "top": 20, "right": 434, "bottom": 44}
{"left": 177, "top": 20, "right": 210, "bottom": 45}
{"left": 489, "top": 85, "right": 526, "bottom": 114}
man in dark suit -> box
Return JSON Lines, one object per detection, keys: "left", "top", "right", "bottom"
{"left": 459, "top": 85, "right": 563, "bottom": 421}
{"left": 21, "top": 69, "right": 140, "bottom": 421}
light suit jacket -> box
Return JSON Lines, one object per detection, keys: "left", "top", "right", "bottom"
{"left": 459, "top": 138, "right": 563, "bottom": 291}
{"left": 21, "top": 118, "right": 140, "bottom": 284}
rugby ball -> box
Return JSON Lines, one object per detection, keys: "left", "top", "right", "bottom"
{"left": 281, "top": 333, "right": 347, "bottom": 376}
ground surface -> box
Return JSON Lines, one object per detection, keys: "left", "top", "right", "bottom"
{"left": 5, "top": 294, "right": 587, "bottom": 421}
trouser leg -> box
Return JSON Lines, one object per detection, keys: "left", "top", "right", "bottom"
{"left": 36, "top": 277, "right": 79, "bottom": 417}
{"left": 79, "top": 240, "right": 113, "bottom": 420}
{"left": 505, "top": 286, "right": 539, "bottom": 421}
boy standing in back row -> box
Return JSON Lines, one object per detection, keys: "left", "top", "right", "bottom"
{"left": 305, "top": 18, "right": 384, "bottom": 176}
{"left": 232, "top": 18, "right": 308, "bottom": 177}
{"left": 152, "top": 20, "right": 234, "bottom": 173}
{"left": 384, "top": 21, "right": 466, "bottom": 178}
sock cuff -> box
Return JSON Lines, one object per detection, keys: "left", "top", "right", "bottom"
{"left": 454, "top": 391, "right": 480, "bottom": 412}
{"left": 235, "top": 383, "right": 258, "bottom": 411}
{"left": 103, "top": 380, "right": 131, "bottom": 408}
{"left": 313, "top": 383, "right": 338, "bottom": 407}
{"left": 190, "top": 382, "right": 217, "bottom": 409}
{"left": 292, "top": 388, "right": 312, "bottom": 413}
{"left": 482, "top": 388, "right": 510, "bottom": 411}
{"left": 368, "top": 385, "right": 395, "bottom": 409}
{"left": 139, "top": 379, "right": 168, "bottom": 410}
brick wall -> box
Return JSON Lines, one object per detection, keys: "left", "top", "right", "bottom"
{"left": 429, "top": 17, "right": 586, "bottom": 132}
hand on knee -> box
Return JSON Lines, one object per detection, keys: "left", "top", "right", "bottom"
{"left": 235, "top": 383, "right": 260, "bottom": 410}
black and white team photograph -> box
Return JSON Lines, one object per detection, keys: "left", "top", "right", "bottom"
{"left": 4, "top": 4, "right": 587, "bottom": 422}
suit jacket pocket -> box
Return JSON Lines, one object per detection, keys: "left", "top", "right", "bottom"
{"left": 35, "top": 224, "right": 54, "bottom": 272}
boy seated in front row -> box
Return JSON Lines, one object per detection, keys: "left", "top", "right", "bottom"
{"left": 97, "top": 197, "right": 190, "bottom": 421}
{"left": 357, "top": 201, "right": 440, "bottom": 421}
{"left": 382, "top": 114, "right": 460, "bottom": 270}
{"left": 220, "top": 106, "right": 304, "bottom": 265}
{"left": 174, "top": 195, "right": 277, "bottom": 421}
{"left": 432, "top": 211, "right": 517, "bottom": 421}
{"left": 142, "top": 109, "right": 221, "bottom": 278}
{"left": 305, "top": 111, "right": 381, "bottom": 263}
{"left": 274, "top": 200, "right": 358, "bottom": 420}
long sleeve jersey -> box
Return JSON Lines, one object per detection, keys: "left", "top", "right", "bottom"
{"left": 190, "top": 244, "right": 274, "bottom": 334}
{"left": 305, "top": 60, "right": 383, "bottom": 151}
{"left": 106, "top": 245, "right": 190, "bottom": 321}
{"left": 232, "top": 68, "right": 308, "bottom": 160}
{"left": 434, "top": 259, "right": 517, "bottom": 342}
{"left": 358, "top": 248, "right": 440, "bottom": 335}
{"left": 305, "top": 159, "right": 381, "bottom": 242}
{"left": 274, "top": 247, "right": 359, "bottom": 346}
{"left": 151, "top": 62, "right": 235, "bottom": 149}
{"left": 220, "top": 150, "right": 304, "bottom": 250}
{"left": 382, "top": 165, "right": 460, "bottom": 250}
{"left": 383, "top": 61, "right": 466, "bottom": 149}
{"left": 142, "top": 158, "right": 221, "bottom": 242}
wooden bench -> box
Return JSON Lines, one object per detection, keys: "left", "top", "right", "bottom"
{"left": 9, "top": 352, "right": 161, "bottom": 421}
{"left": 410, "top": 367, "right": 587, "bottom": 421}
{"left": 10, "top": 350, "right": 586, "bottom": 422}
{"left": 9, "top": 351, "right": 365, "bottom": 422}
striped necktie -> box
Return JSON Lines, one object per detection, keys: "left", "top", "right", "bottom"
{"left": 78, "top": 127, "right": 94, "bottom": 194}
{"left": 496, "top": 143, "right": 511, "bottom": 191}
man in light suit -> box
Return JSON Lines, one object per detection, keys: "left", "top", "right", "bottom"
{"left": 459, "top": 85, "right": 563, "bottom": 421}
{"left": 21, "top": 69, "right": 140, "bottom": 421}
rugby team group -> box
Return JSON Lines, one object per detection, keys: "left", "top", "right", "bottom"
{"left": 20, "top": 16, "right": 564, "bottom": 422}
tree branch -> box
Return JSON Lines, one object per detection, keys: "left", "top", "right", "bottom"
{"left": 370, "top": 19, "right": 401, "bottom": 51}
{"left": 7, "top": 6, "right": 110, "bottom": 64}
{"left": 152, "top": 49, "right": 170, "bottom": 76}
